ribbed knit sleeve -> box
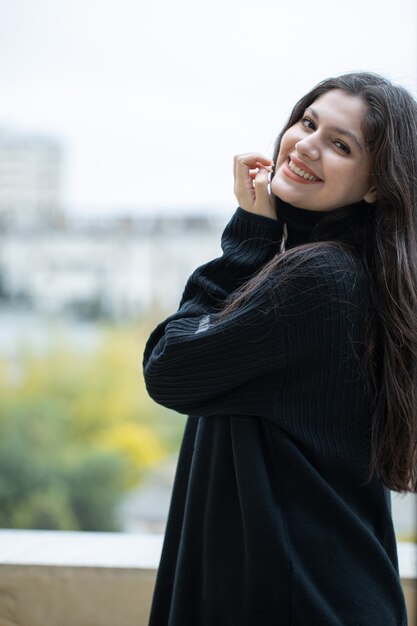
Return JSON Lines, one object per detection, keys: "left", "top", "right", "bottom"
{"left": 176, "top": 207, "right": 284, "bottom": 312}
{"left": 143, "top": 208, "right": 283, "bottom": 415}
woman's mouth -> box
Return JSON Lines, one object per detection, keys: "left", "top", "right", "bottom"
{"left": 283, "top": 158, "right": 323, "bottom": 184}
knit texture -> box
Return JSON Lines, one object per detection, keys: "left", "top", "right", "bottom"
{"left": 143, "top": 205, "right": 408, "bottom": 626}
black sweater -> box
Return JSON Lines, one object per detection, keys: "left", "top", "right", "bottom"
{"left": 143, "top": 204, "right": 408, "bottom": 626}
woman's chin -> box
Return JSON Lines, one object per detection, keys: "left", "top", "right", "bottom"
{"left": 271, "top": 180, "right": 304, "bottom": 207}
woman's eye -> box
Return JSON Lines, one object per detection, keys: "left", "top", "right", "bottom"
{"left": 301, "top": 117, "right": 316, "bottom": 130}
{"left": 333, "top": 140, "right": 351, "bottom": 154}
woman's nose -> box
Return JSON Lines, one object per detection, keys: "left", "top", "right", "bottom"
{"left": 295, "top": 136, "right": 320, "bottom": 161}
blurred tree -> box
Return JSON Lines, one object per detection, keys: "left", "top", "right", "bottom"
{"left": 0, "top": 323, "right": 185, "bottom": 531}
{"left": 11, "top": 487, "right": 79, "bottom": 531}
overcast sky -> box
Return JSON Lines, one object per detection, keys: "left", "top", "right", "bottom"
{"left": 0, "top": 0, "right": 416, "bottom": 217}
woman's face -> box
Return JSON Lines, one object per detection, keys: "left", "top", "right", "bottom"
{"left": 271, "top": 89, "right": 377, "bottom": 211}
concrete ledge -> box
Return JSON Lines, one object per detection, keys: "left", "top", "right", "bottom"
{"left": 0, "top": 531, "right": 415, "bottom": 626}
{"left": 0, "top": 529, "right": 163, "bottom": 569}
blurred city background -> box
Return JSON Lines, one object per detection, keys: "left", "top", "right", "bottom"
{"left": 0, "top": 0, "right": 416, "bottom": 540}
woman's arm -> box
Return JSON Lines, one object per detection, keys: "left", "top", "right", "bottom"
{"left": 143, "top": 207, "right": 285, "bottom": 417}
{"left": 178, "top": 207, "right": 283, "bottom": 312}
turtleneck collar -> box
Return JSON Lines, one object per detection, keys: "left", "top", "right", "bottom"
{"left": 278, "top": 199, "right": 329, "bottom": 232}
{"left": 276, "top": 197, "right": 369, "bottom": 250}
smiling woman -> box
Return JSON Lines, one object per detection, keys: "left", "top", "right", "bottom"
{"left": 143, "top": 72, "right": 417, "bottom": 626}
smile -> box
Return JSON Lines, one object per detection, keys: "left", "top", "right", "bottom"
{"left": 287, "top": 158, "right": 321, "bottom": 181}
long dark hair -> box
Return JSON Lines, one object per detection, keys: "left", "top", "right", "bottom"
{"left": 224, "top": 72, "right": 417, "bottom": 493}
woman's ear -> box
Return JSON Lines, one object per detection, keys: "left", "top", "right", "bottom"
{"left": 363, "top": 187, "right": 378, "bottom": 204}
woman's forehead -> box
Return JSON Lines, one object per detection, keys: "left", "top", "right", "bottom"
{"left": 308, "top": 89, "right": 367, "bottom": 132}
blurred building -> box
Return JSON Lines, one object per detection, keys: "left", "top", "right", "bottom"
{"left": 0, "top": 213, "right": 223, "bottom": 319}
{"left": 0, "top": 126, "right": 225, "bottom": 319}
{"left": 0, "top": 129, "right": 63, "bottom": 226}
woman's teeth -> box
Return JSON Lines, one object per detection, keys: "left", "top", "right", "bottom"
{"left": 288, "top": 159, "right": 319, "bottom": 181}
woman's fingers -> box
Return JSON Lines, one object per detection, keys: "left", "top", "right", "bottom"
{"left": 234, "top": 154, "right": 273, "bottom": 193}
{"left": 234, "top": 153, "right": 273, "bottom": 166}
{"left": 252, "top": 166, "right": 275, "bottom": 218}
{"left": 234, "top": 153, "right": 273, "bottom": 178}
{"left": 233, "top": 153, "right": 277, "bottom": 219}
{"left": 248, "top": 161, "right": 274, "bottom": 179}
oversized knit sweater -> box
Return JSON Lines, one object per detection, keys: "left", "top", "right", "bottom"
{"left": 143, "top": 202, "right": 408, "bottom": 626}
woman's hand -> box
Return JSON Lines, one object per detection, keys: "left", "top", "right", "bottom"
{"left": 233, "top": 153, "right": 277, "bottom": 220}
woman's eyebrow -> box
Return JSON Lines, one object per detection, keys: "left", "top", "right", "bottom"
{"left": 306, "top": 106, "right": 364, "bottom": 153}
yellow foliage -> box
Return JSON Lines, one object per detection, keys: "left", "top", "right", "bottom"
{"left": 97, "top": 422, "right": 165, "bottom": 470}
{"left": 0, "top": 318, "right": 185, "bottom": 530}
{"left": 0, "top": 322, "right": 184, "bottom": 475}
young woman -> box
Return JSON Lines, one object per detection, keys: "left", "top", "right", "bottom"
{"left": 143, "top": 72, "right": 417, "bottom": 626}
